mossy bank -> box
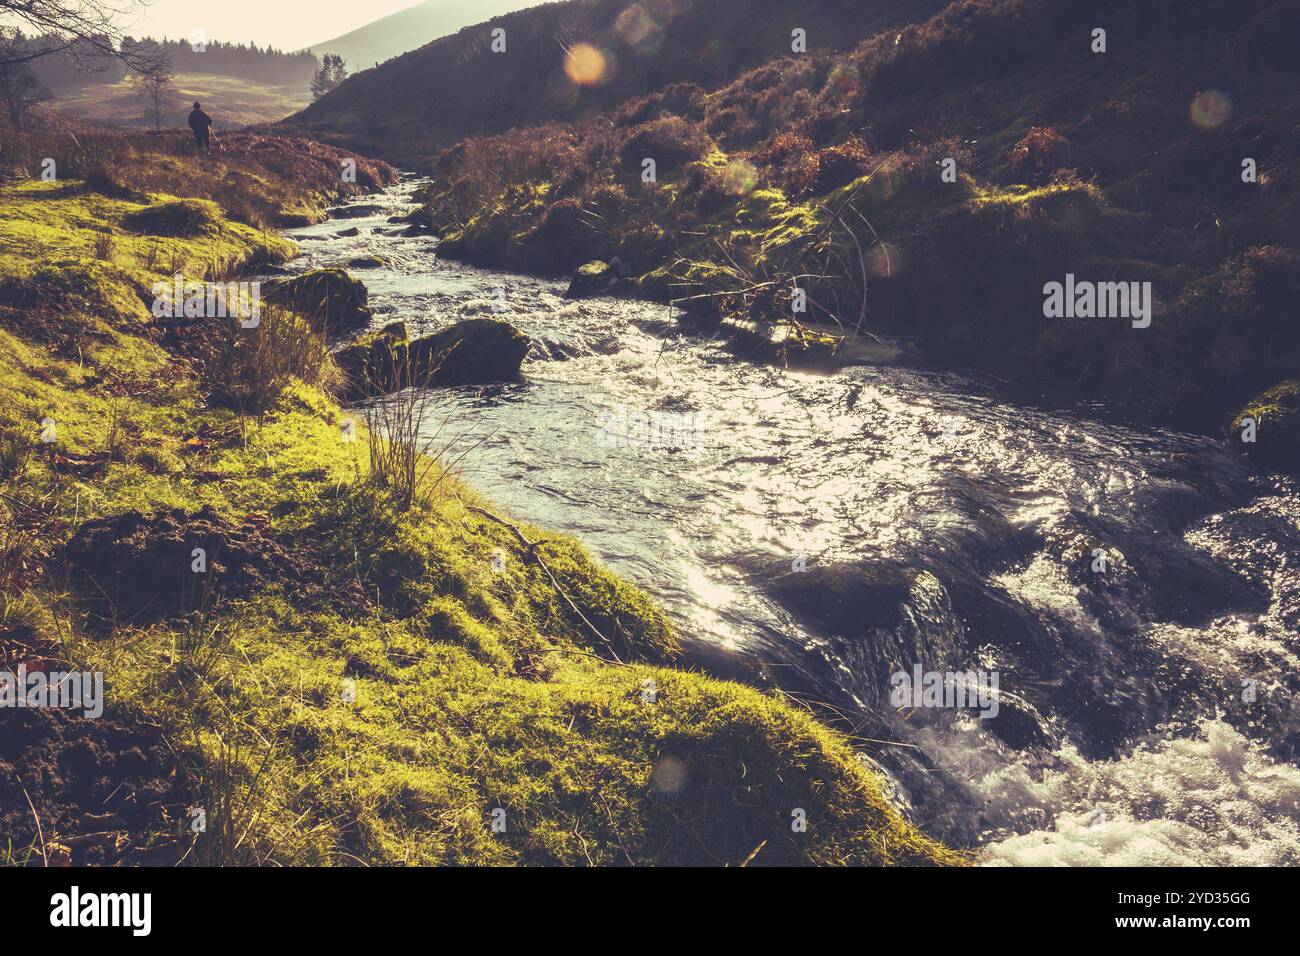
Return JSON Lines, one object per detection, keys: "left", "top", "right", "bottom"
{"left": 0, "top": 133, "right": 958, "bottom": 866}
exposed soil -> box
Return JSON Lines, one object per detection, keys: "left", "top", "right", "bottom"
{"left": 64, "top": 505, "right": 369, "bottom": 629}
{"left": 0, "top": 706, "right": 188, "bottom": 866}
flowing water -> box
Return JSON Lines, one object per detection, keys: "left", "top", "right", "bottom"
{"left": 285, "top": 178, "right": 1300, "bottom": 865}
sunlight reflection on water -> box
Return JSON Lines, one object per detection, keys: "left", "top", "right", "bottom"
{"left": 289, "top": 180, "right": 1300, "bottom": 864}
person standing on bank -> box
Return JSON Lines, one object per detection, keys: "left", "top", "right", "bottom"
{"left": 188, "top": 102, "right": 212, "bottom": 151}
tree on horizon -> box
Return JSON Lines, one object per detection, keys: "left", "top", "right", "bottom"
{"left": 311, "top": 52, "right": 347, "bottom": 99}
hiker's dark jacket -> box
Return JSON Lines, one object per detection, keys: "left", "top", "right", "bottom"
{"left": 188, "top": 109, "right": 212, "bottom": 132}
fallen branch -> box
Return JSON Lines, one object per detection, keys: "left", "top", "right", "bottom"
{"left": 465, "top": 503, "right": 624, "bottom": 664}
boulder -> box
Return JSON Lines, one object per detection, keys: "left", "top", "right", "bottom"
{"left": 566, "top": 260, "right": 611, "bottom": 298}
{"left": 333, "top": 325, "right": 408, "bottom": 397}
{"left": 766, "top": 561, "right": 915, "bottom": 636}
{"left": 277, "top": 209, "right": 318, "bottom": 228}
{"left": 336, "top": 318, "right": 529, "bottom": 398}
{"left": 263, "top": 268, "right": 371, "bottom": 336}
{"left": 1231, "top": 380, "right": 1300, "bottom": 475}
{"left": 409, "top": 319, "right": 529, "bottom": 386}
{"left": 327, "top": 202, "right": 386, "bottom": 219}
{"left": 565, "top": 259, "right": 640, "bottom": 299}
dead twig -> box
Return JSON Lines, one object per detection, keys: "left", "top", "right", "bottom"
{"left": 464, "top": 503, "right": 624, "bottom": 664}
{"left": 12, "top": 770, "right": 48, "bottom": 867}
{"left": 738, "top": 839, "right": 767, "bottom": 867}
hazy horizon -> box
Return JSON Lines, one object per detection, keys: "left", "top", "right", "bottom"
{"left": 115, "top": 0, "right": 541, "bottom": 53}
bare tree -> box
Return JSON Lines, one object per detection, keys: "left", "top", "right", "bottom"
{"left": 132, "top": 68, "right": 172, "bottom": 132}
{"left": 0, "top": 1, "right": 165, "bottom": 74}
{"left": 130, "top": 52, "right": 174, "bottom": 132}
{"left": 0, "top": 35, "right": 52, "bottom": 127}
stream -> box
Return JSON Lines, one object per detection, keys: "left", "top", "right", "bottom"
{"left": 284, "top": 177, "right": 1300, "bottom": 865}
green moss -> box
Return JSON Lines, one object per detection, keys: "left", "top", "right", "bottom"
{"left": 66, "top": 576, "right": 955, "bottom": 865}
{"left": 730, "top": 187, "right": 823, "bottom": 258}
{"left": 0, "top": 157, "right": 956, "bottom": 868}
{"left": 124, "top": 198, "right": 223, "bottom": 237}
{"left": 263, "top": 268, "right": 371, "bottom": 335}
{"left": 0, "top": 182, "right": 294, "bottom": 286}
{"left": 969, "top": 180, "right": 1102, "bottom": 209}
{"left": 640, "top": 259, "right": 734, "bottom": 304}
{"left": 1231, "top": 381, "right": 1300, "bottom": 475}
{"left": 0, "top": 258, "right": 150, "bottom": 332}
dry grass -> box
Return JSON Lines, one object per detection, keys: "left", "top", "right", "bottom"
{"left": 360, "top": 344, "right": 488, "bottom": 511}
{"left": 0, "top": 110, "right": 395, "bottom": 228}
{"left": 0, "top": 508, "right": 35, "bottom": 598}
{"left": 204, "top": 304, "right": 341, "bottom": 417}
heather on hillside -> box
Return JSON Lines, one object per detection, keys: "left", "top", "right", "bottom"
{"left": 284, "top": 0, "right": 946, "bottom": 163}
{"left": 401, "top": 0, "right": 1299, "bottom": 427}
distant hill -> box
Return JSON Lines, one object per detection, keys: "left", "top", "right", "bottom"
{"left": 305, "top": 0, "right": 536, "bottom": 71}
{"left": 283, "top": 0, "right": 946, "bottom": 167}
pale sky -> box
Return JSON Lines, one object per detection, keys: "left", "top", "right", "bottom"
{"left": 115, "top": 0, "right": 450, "bottom": 52}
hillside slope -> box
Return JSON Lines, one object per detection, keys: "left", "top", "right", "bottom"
{"left": 306, "top": 0, "right": 533, "bottom": 71}
{"left": 283, "top": 0, "right": 946, "bottom": 164}
{"left": 402, "top": 0, "right": 1300, "bottom": 440}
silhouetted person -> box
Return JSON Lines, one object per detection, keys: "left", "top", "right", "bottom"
{"left": 188, "top": 102, "right": 212, "bottom": 151}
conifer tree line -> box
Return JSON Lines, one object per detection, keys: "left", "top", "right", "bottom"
{"left": 2, "top": 31, "right": 322, "bottom": 90}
